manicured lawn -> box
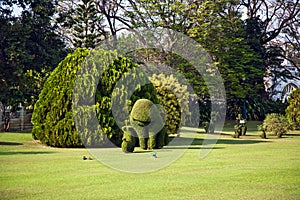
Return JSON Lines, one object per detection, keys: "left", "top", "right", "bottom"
{"left": 1, "top": 123, "right": 300, "bottom": 200}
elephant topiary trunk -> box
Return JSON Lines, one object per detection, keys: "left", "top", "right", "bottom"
{"left": 121, "top": 126, "right": 136, "bottom": 153}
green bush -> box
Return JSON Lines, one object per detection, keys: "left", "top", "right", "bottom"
{"left": 286, "top": 87, "right": 300, "bottom": 129}
{"left": 260, "top": 113, "right": 294, "bottom": 138}
{"left": 32, "top": 48, "right": 88, "bottom": 147}
{"left": 93, "top": 52, "right": 159, "bottom": 146}
{"left": 149, "top": 74, "right": 191, "bottom": 135}
{"left": 32, "top": 48, "right": 159, "bottom": 147}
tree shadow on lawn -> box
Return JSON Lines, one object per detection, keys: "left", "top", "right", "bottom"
{"left": 133, "top": 150, "right": 153, "bottom": 153}
{"left": 0, "top": 141, "right": 23, "bottom": 146}
{"left": 285, "top": 133, "right": 300, "bottom": 137}
{"left": 0, "top": 151, "right": 56, "bottom": 156}
{"left": 164, "top": 146, "right": 225, "bottom": 150}
{"left": 167, "top": 136, "right": 270, "bottom": 149}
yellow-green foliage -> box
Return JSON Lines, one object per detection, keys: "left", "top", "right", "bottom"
{"left": 286, "top": 88, "right": 300, "bottom": 129}
{"left": 32, "top": 48, "right": 89, "bottom": 147}
{"left": 260, "top": 113, "right": 294, "bottom": 138}
{"left": 149, "top": 74, "right": 191, "bottom": 135}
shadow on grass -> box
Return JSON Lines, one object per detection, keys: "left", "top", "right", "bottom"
{"left": 0, "top": 141, "right": 23, "bottom": 146}
{"left": 133, "top": 150, "right": 153, "bottom": 153}
{"left": 167, "top": 137, "right": 270, "bottom": 148}
{"left": 164, "top": 146, "right": 225, "bottom": 150}
{"left": 285, "top": 133, "right": 300, "bottom": 137}
{"left": 0, "top": 151, "right": 56, "bottom": 155}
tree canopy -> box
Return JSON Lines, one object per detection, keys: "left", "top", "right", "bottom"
{"left": 2, "top": 0, "right": 299, "bottom": 121}
{"left": 0, "top": 0, "right": 67, "bottom": 110}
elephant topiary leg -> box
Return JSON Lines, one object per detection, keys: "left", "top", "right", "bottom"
{"left": 132, "top": 124, "right": 148, "bottom": 150}
{"left": 156, "top": 126, "right": 168, "bottom": 148}
{"left": 148, "top": 132, "right": 156, "bottom": 150}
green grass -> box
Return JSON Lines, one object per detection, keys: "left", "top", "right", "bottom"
{"left": 1, "top": 122, "right": 300, "bottom": 200}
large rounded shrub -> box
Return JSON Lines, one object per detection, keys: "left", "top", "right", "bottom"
{"left": 286, "top": 87, "right": 300, "bottom": 129}
{"left": 149, "top": 74, "right": 191, "bottom": 135}
{"left": 32, "top": 48, "right": 88, "bottom": 147}
{"left": 32, "top": 48, "right": 159, "bottom": 147}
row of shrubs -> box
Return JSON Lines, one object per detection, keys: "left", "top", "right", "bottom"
{"left": 32, "top": 47, "right": 299, "bottom": 148}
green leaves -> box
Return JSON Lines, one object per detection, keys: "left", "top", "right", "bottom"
{"left": 149, "top": 74, "right": 191, "bottom": 135}
{"left": 0, "top": 0, "right": 67, "bottom": 108}
{"left": 32, "top": 48, "right": 89, "bottom": 147}
{"left": 286, "top": 88, "right": 300, "bottom": 129}
{"left": 66, "top": 0, "right": 104, "bottom": 49}
{"left": 260, "top": 113, "right": 294, "bottom": 138}
{"left": 32, "top": 48, "right": 160, "bottom": 147}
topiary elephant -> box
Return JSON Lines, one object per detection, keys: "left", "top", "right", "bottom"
{"left": 129, "top": 99, "right": 167, "bottom": 150}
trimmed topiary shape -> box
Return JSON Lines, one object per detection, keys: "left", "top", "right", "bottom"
{"left": 130, "top": 99, "right": 167, "bottom": 150}
{"left": 130, "top": 99, "right": 153, "bottom": 125}
{"left": 233, "top": 114, "right": 247, "bottom": 138}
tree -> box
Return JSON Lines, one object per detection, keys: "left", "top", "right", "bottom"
{"left": 240, "top": 0, "right": 300, "bottom": 96}
{"left": 0, "top": 0, "right": 67, "bottom": 113}
{"left": 56, "top": 0, "right": 128, "bottom": 49}
{"left": 241, "top": 0, "right": 300, "bottom": 47}
{"left": 94, "top": 0, "right": 125, "bottom": 49}
{"left": 32, "top": 49, "right": 89, "bottom": 147}
{"left": 71, "top": 0, "right": 103, "bottom": 48}
{"left": 149, "top": 74, "right": 191, "bottom": 135}
{"left": 120, "top": 0, "right": 197, "bottom": 33}
{"left": 57, "top": 0, "right": 104, "bottom": 49}
{"left": 188, "top": 0, "right": 267, "bottom": 119}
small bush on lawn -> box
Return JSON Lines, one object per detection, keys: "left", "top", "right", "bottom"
{"left": 260, "top": 113, "right": 294, "bottom": 138}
